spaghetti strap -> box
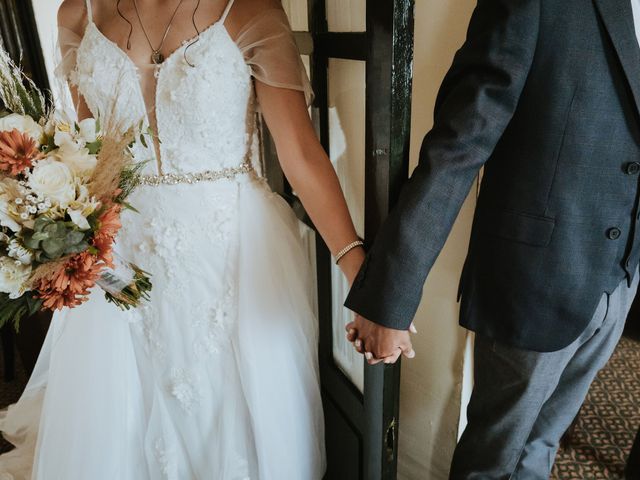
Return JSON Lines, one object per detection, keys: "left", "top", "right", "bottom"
{"left": 85, "top": 0, "right": 93, "bottom": 21}
{"left": 219, "top": 0, "right": 236, "bottom": 24}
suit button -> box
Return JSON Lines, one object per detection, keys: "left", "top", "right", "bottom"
{"left": 607, "top": 227, "right": 622, "bottom": 240}
{"left": 626, "top": 162, "right": 640, "bottom": 175}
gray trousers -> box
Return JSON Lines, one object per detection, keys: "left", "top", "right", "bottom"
{"left": 449, "top": 270, "right": 640, "bottom": 480}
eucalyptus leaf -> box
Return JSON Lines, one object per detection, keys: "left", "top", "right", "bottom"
{"left": 65, "top": 230, "right": 85, "bottom": 245}
{"left": 34, "top": 217, "right": 53, "bottom": 230}
{"left": 22, "top": 234, "right": 41, "bottom": 250}
{"left": 42, "top": 238, "right": 65, "bottom": 258}
{"left": 31, "top": 231, "right": 49, "bottom": 242}
{"left": 64, "top": 241, "right": 89, "bottom": 255}
{"left": 43, "top": 223, "right": 59, "bottom": 235}
{"left": 55, "top": 223, "right": 68, "bottom": 236}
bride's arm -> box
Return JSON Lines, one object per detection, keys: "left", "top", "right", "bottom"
{"left": 256, "top": 82, "right": 365, "bottom": 285}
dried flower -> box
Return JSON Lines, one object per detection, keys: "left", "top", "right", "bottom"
{"left": 0, "top": 128, "right": 42, "bottom": 176}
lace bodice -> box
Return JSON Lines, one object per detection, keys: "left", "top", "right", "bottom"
{"left": 57, "top": 0, "right": 312, "bottom": 176}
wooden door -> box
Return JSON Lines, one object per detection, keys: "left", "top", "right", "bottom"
{"left": 268, "top": 1, "right": 415, "bottom": 478}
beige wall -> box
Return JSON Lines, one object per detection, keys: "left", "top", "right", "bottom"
{"left": 398, "top": 1, "right": 477, "bottom": 479}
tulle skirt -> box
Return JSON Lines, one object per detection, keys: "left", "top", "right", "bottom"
{"left": 0, "top": 175, "right": 326, "bottom": 479}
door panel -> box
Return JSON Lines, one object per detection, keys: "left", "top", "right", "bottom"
{"left": 260, "top": 1, "right": 414, "bottom": 477}
{"left": 326, "top": 0, "right": 366, "bottom": 32}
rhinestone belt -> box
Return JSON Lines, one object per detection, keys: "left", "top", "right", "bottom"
{"left": 136, "top": 161, "right": 255, "bottom": 187}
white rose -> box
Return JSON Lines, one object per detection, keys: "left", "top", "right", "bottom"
{"left": 28, "top": 159, "right": 77, "bottom": 208}
{"left": 0, "top": 113, "right": 43, "bottom": 142}
{"left": 0, "top": 256, "right": 31, "bottom": 299}
{"left": 56, "top": 143, "right": 97, "bottom": 177}
{"left": 78, "top": 118, "right": 98, "bottom": 144}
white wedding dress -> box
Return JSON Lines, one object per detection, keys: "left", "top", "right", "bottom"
{"left": 0, "top": 1, "right": 325, "bottom": 478}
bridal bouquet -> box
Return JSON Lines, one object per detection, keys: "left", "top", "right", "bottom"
{"left": 0, "top": 48, "right": 152, "bottom": 330}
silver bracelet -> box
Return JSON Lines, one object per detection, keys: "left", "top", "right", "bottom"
{"left": 335, "top": 240, "right": 365, "bottom": 265}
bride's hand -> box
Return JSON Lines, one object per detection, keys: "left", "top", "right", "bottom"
{"left": 338, "top": 247, "right": 367, "bottom": 287}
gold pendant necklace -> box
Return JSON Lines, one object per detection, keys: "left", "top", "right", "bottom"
{"left": 151, "top": 50, "right": 165, "bottom": 65}
{"left": 132, "top": 0, "right": 185, "bottom": 65}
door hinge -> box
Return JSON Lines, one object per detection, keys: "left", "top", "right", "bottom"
{"left": 373, "top": 148, "right": 389, "bottom": 157}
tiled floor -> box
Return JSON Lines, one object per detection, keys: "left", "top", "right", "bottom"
{"left": 1, "top": 337, "right": 639, "bottom": 477}
{"left": 552, "top": 336, "right": 640, "bottom": 479}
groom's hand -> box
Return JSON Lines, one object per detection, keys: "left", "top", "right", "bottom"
{"left": 345, "top": 316, "right": 416, "bottom": 365}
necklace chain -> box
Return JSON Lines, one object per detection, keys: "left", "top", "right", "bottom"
{"left": 132, "top": 0, "right": 185, "bottom": 65}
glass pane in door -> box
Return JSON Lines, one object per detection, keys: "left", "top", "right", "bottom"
{"left": 326, "top": 0, "right": 366, "bottom": 32}
{"left": 328, "top": 58, "right": 366, "bottom": 392}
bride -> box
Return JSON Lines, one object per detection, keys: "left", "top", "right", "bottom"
{"left": 0, "top": 0, "right": 366, "bottom": 478}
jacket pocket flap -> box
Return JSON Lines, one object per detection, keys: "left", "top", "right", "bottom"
{"left": 481, "top": 210, "right": 556, "bottom": 247}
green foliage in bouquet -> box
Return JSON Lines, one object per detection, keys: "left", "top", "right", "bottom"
{"left": 0, "top": 292, "right": 43, "bottom": 331}
{"left": 116, "top": 161, "right": 148, "bottom": 211}
{"left": 79, "top": 119, "right": 102, "bottom": 154}
{"left": 22, "top": 217, "right": 91, "bottom": 262}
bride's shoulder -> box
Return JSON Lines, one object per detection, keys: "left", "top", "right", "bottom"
{"left": 225, "top": 0, "right": 284, "bottom": 37}
{"left": 57, "top": 0, "right": 87, "bottom": 34}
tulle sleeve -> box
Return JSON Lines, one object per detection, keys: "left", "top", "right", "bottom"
{"left": 56, "top": 26, "right": 82, "bottom": 81}
{"left": 235, "top": 8, "right": 314, "bottom": 106}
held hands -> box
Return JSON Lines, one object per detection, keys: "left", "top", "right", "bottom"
{"left": 336, "top": 244, "right": 417, "bottom": 365}
{"left": 346, "top": 315, "right": 417, "bottom": 365}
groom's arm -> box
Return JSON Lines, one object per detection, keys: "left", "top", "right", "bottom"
{"left": 345, "top": 0, "right": 541, "bottom": 330}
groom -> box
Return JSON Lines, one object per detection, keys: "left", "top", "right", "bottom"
{"left": 345, "top": 0, "right": 640, "bottom": 477}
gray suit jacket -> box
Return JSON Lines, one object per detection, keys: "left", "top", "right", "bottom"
{"left": 345, "top": 0, "right": 640, "bottom": 352}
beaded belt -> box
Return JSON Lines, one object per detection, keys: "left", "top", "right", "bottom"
{"left": 136, "top": 161, "right": 255, "bottom": 187}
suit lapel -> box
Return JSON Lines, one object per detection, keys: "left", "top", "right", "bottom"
{"left": 594, "top": 0, "right": 640, "bottom": 117}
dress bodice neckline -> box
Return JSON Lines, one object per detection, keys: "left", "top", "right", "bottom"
{"left": 83, "top": 18, "right": 233, "bottom": 72}
{"left": 76, "top": 18, "right": 250, "bottom": 176}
